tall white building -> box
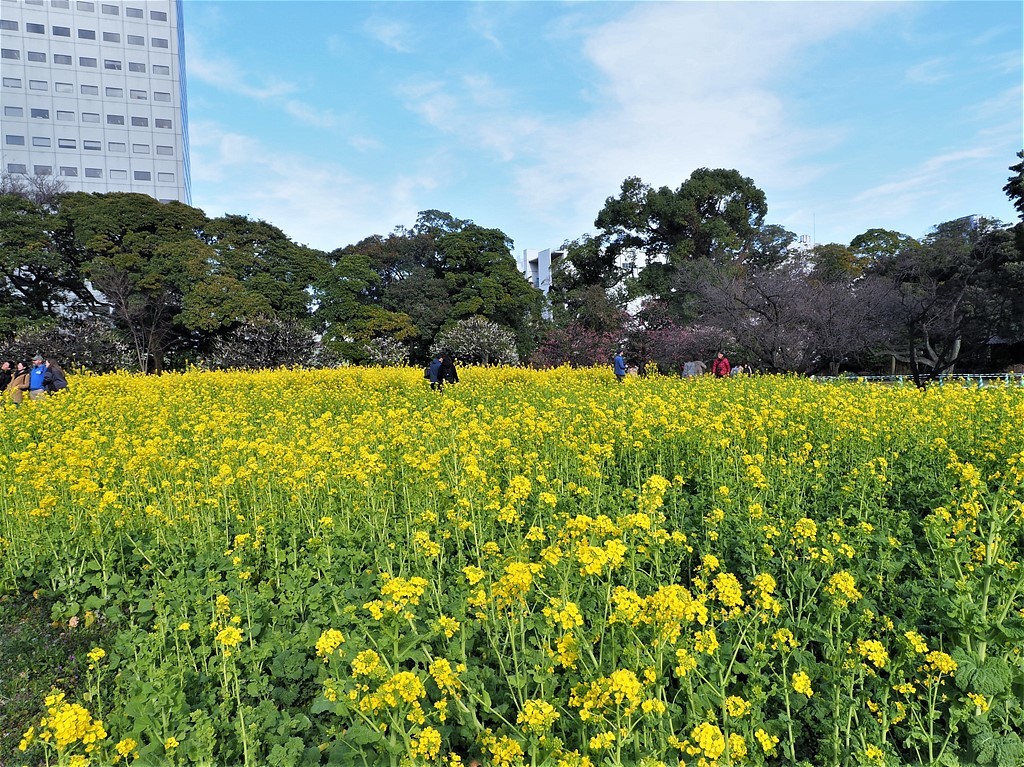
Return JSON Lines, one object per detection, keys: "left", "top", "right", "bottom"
{"left": 1, "top": 0, "right": 190, "bottom": 203}
{"left": 520, "top": 248, "right": 565, "bottom": 295}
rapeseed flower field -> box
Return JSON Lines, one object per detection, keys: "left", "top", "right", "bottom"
{"left": 2, "top": 368, "right": 1022, "bottom": 767}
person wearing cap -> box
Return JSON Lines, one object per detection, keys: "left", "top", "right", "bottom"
{"left": 28, "top": 355, "right": 48, "bottom": 400}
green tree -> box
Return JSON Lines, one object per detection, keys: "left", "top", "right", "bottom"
{"left": 56, "top": 192, "right": 207, "bottom": 372}
{"left": 595, "top": 169, "right": 768, "bottom": 264}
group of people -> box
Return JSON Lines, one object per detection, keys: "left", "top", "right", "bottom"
{"left": 615, "top": 350, "right": 749, "bottom": 381}
{"left": 425, "top": 353, "right": 459, "bottom": 391}
{"left": 1, "top": 355, "right": 67, "bottom": 405}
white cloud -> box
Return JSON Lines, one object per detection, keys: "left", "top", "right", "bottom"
{"left": 188, "top": 121, "right": 429, "bottom": 250}
{"left": 363, "top": 17, "right": 414, "bottom": 53}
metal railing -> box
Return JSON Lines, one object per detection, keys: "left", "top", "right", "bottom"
{"left": 813, "top": 373, "right": 1024, "bottom": 387}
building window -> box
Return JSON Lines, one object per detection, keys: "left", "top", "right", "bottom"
{"left": 84, "top": 167, "right": 102, "bottom": 178}
{"left": 82, "top": 112, "right": 99, "bottom": 123}
{"left": 107, "top": 141, "right": 125, "bottom": 151}
{"left": 54, "top": 82, "right": 73, "bottom": 93}
{"left": 155, "top": 118, "right": 172, "bottom": 129}
{"left": 130, "top": 116, "right": 148, "bottom": 127}
{"left": 156, "top": 145, "right": 173, "bottom": 156}
{"left": 157, "top": 172, "right": 174, "bottom": 182}
{"left": 78, "top": 29, "right": 96, "bottom": 40}
{"left": 152, "top": 64, "right": 170, "bottom": 75}
{"left": 132, "top": 143, "right": 149, "bottom": 153}
{"left": 7, "top": 164, "right": 28, "bottom": 174}
{"left": 25, "top": 0, "right": 44, "bottom": 5}
{"left": 151, "top": 37, "right": 168, "bottom": 48}
{"left": 27, "top": 51, "right": 46, "bottom": 62}
{"left": 109, "top": 169, "right": 127, "bottom": 180}
{"left": 34, "top": 165, "right": 52, "bottom": 176}
{"left": 133, "top": 171, "right": 151, "bottom": 181}
{"left": 79, "top": 57, "right": 97, "bottom": 67}
{"left": 0, "top": 19, "right": 18, "bottom": 31}
{"left": 128, "top": 62, "right": 145, "bottom": 73}
{"left": 153, "top": 91, "right": 170, "bottom": 102}
{"left": 56, "top": 110, "right": 74, "bottom": 121}
{"left": 80, "top": 84, "right": 98, "bottom": 95}
{"left": 30, "top": 108, "right": 50, "bottom": 118}
{"left": 1, "top": 49, "right": 20, "bottom": 60}
{"left": 51, "top": 0, "right": 70, "bottom": 8}
{"left": 3, "top": 106, "right": 23, "bottom": 117}
{"left": 129, "top": 89, "right": 146, "bottom": 100}
{"left": 5, "top": 135, "right": 25, "bottom": 146}
{"left": 126, "top": 34, "right": 143, "bottom": 46}
{"left": 29, "top": 80, "right": 47, "bottom": 90}
{"left": 150, "top": 10, "right": 167, "bottom": 21}
{"left": 105, "top": 86, "right": 122, "bottom": 97}
{"left": 2, "top": 78, "right": 23, "bottom": 88}
{"left": 52, "top": 26, "right": 71, "bottom": 37}
{"left": 83, "top": 140, "right": 101, "bottom": 150}
{"left": 101, "top": 4, "right": 118, "bottom": 15}
{"left": 60, "top": 166, "right": 78, "bottom": 177}
{"left": 102, "top": 31, "right": 119, "bottom": 42}
{"left": 53, "top": 54, "right": 72, "bottom": 65}
{"left": 58, "top": 138, "right": 77, "bottom": 148}
{"left": 106, "top": 114, "right": 124, "bottom": 125}
{"left": 32, "top": 137, "right": 51, "bottom": 147}
{"left": 104, "top": 59, "right": 121, "bottom": 70}
{"left": 77, "top": 1, "right": 95, "bottom": 10}
{"left": 125, "top": 6, "right": 143, "bottom": 18}
{"left": 26, "top": 22, "right": 45, "bottom": 33}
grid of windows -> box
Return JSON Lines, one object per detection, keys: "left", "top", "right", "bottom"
{"left": 2, "top": 0, "right": 189, "bottom": 203}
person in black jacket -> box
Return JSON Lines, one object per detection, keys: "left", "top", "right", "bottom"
{"left": 0, "top": 361, "right": 12, "bottom": 393}
{"left": 43, "top": 359, "right": 68, "bottom": 393}
{"left": 438, "top": 353, "right": 459, "bottom": 390}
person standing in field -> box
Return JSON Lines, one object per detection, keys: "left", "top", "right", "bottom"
{"left": 439, "top": 354, "right": 459, "bottom": 389}
{"left": 28, "top": 355, "right": 48, "bottom": 400}
{"left": 613, "top": 350, "right": 627, "bottom": 383}
{"left": 7, "top": 361, "right": 30, "bottom": 406}
{"left": 712, "top": 351, "right": 731, "bottom": 378}
{"left": 44, "top": 358, "right": 68, "bottom": 393}
{"left": 427, "top": 355, "right": 443, "bottom": 391}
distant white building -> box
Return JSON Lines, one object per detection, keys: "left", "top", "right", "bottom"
{"left": 520, "top": 248, "right": 565, "bottom": 295}
{"left": 0, "top": 0, "right": 190, "bottom": 203}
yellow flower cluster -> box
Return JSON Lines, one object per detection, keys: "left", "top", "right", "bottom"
{"left": 19, "top": 690, "right": 107, "bottom": 754}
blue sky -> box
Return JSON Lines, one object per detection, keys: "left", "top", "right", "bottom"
{"left": 183, "top": 1, "right": 1023, "bottom": 256}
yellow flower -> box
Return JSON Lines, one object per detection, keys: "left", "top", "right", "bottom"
{"left": 967, "top": 692, "right": 989, "bottom": 712}
{"left": 724, "top": 695, "right": 752, "bottom": 718}
{"left": 518, "top": 698, "right": 560, "bottom": 734}
{"left": 215, "top": 626, "right": 244, "bottom": 649}
{"left": 86, "top": 647, "right": 106, "bottom": 663}
{"left": 857, "top": 639, "right": 889, "bottom": 669}
{"left": 755, "top": 728, "right": 780, "bottom": 754}
{"left": 924, "top": 651, "right": 958, "bottom": 675}
{"left": 315, "top": 628, "right": 345, "bottom": 660}
{"left": 792, "top": 670, "right": 813, "bottom": 697}
{"left": 165, "top": 736, "right": 180, "bottom": 750}
{"left": 410, "top": 726, "right": 442, "bottom": 761}
{"left": 177, "top": 621, "right": 191, "bottom": 632}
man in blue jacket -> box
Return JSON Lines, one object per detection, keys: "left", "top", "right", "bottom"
{"left": 28, "top": 355, "right": 47, "bottom": 400}
{"left": 613, "top": 350, "right": 627, "bottom": 383}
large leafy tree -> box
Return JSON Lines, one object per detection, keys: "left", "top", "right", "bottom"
{"left": 595, "top": 168, "right": 768, "bottom": 265}
{"left": 870, "top": 217, "right": 1014, "bottom": 382}
{"left": 184, "top": 215, "right": 323, "bottom": 332}
{"left": 55, "top": 192, "right": 207, "bottom": 372}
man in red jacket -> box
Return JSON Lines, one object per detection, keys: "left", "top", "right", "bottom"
{"left": 712, "top": 351, "right": 731, "bottom": 378}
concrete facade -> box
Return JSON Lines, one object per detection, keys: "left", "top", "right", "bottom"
{"left": 1, "top": 0, "right": 189, "bottom": 203}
